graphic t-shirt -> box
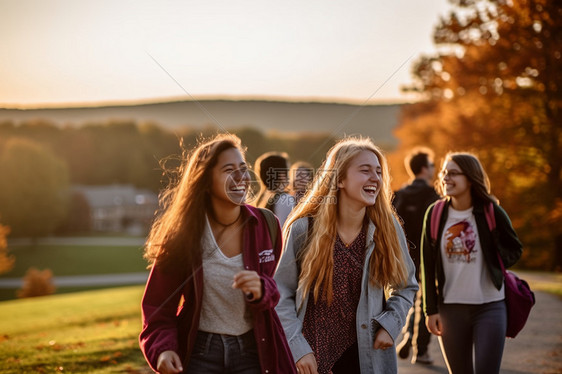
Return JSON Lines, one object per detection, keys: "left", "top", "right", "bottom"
{"left": 441, "top": 206, "right": 504, "bottom": 304}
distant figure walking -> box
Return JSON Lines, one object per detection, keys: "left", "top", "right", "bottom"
{"left": 393, "top": 148, "right": 439, "bottom": 365}
{"left": 139, "top": 134, "right": 297, "bottom": 374}
{"left": 254, "top": 152, "right": 295, "bottom": 227}
{"left": 420, "top": 152, "right": 523, "bottom": 374}
{"left": 290, "top": 161, "right": 314, "bottom": 204}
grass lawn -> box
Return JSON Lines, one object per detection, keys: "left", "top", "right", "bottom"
{"left": 0, "top": 243, "right": 149, "bottom": 301}
{"left": 1, "top": 245, "right": 147, "bottom": 278}
{"left": 0, "top": 286, "right": 150, "bottom": 374}
{"left": 0, "top": 272, "right": 560, "bottom": 373}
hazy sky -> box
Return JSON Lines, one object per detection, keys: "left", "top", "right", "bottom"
{"left": 1, "top": 0, "right": 452, "bottom": 108}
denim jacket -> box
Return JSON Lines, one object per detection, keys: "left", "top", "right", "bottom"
{"left": 274, "top": 216, "right": 418, "bottom": 373}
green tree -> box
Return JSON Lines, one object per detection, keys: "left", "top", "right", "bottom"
{"left": 55, "top": 191, "right": 91, "bottom": 235}
{"left": 0, "top": 138, "right": 70, "bottom": 238}
{"left": 0, "top": 120, "right": 340, "bottom": 206}
{"left": 393, "top": 0, "right": 562, "bottom": 269}
{"left": 138, "top": 122, "right": 184, "bottom": 191}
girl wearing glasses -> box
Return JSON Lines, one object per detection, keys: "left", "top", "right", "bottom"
{"left": 420, "top": 152, "right": 523, "bottom": 374}
{"left": 139, "top": 134, "right": 297, "bottom": 374}
{"left": 275, "top": 137, "right": 418, "bottom": 374}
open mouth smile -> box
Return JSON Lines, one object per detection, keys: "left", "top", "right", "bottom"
{"left": 363, "top": 185, "right": 378, "bottom": 195}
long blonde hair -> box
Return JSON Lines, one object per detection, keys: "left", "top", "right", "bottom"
{"left": 284, "top": 137, "right": 407, "bottom": 304}
{"left": 144, "top": 133, "right": 245, "bottom": 272}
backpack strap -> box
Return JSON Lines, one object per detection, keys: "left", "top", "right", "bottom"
{"left": 430, "top": 199, "right": 447, "bottom": 242}
{"left": 259, "top": 208, "right": 279, "bottom": 248}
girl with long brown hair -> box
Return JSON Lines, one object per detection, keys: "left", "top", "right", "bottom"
{"left": 420, "top": 152, "right": 523, "bottom": 374}
{"left": 139, "top": 133, "right": 297, "bottom": 374}
{"left": 274, "top": 137, "right": 418, "bottom": 374}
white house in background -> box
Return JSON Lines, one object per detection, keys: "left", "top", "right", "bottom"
{"left": 73, "top": 184, "right": 158, "bottom": 235}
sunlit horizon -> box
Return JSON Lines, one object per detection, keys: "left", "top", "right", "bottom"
{"left": 0, "top": 0, "right": 451, "bottom": 109}
{"left": 0, "top": 93, "right": 416, "bottom": 110}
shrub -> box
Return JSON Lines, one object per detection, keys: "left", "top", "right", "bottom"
{"left": 0, "top": 224, "right": 15, "bottom": 274}
{"left": 17, "top": 267, "right": 56, "bottom": 298}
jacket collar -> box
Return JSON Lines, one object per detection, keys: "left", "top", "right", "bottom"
{"left": 412, "top": 178, "right": 430, "bottom": 187}
{"left": 241, "top": 204, "right": 260, "bottom": 225}
{"left": 443, "top": 196, "right": 486, "bottom": 214}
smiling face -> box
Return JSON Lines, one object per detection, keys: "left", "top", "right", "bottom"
{"left": 338, "top": 150, "right": 382, "bottom": 209}
{"left": 440, "top": 160, "right": 471, "bottom": 200}
{"left": 210, "top": 147, "right": 250, "bottom": 206}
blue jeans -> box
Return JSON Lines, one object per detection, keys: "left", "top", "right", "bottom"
{"left": 186, "top": 330, "right": 261, "bottom": 374}
{"left": 438, "top": 300, "right": 507, "bottom": 374}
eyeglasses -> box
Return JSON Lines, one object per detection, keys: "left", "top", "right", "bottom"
{"left": 439, "top": 170, "right": 465, "bottom": 179}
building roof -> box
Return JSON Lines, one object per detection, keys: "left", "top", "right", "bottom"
{"left": 72, "top": 184, "right": 158, "bottom": 209}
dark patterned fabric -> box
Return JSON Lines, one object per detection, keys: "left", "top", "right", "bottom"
{"left": 302, "top": 230, "right": 366, "bottom": 374}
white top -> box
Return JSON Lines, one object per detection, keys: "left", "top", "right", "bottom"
{"left": 441, "top": 206, "right": 504, "bottom": 304}
{"left": 198, "top": 216, "right": 253, "bottom": 335}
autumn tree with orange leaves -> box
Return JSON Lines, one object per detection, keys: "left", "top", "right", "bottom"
{"left": 0, "top": 224, "right": 14, "bottom": 275}
{"left": 391, "top": 0, "right": 562, "bottom": 270}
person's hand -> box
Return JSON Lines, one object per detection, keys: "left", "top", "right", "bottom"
{"left": 233, "top": 270, "right": 262, "bottom": 301}
{"left": 373, "top": 327, "right": 393, "bottom": 350}
{"left": 156, "top": 350, "right": 183, "bottom": 373}
{"left": 426, "top": 314, "right": 443, "bottom": 336}
{"left": 296, "top": 353, "right": 318, "bottom": 374}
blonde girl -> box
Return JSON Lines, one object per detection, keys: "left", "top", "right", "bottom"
{"left": 274, "top": 137, "right": 418, "bottom": 374}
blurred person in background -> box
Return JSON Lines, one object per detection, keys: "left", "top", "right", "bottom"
{"left": 393, "top": 147, "right": 440, "bottom": 365}
{"left": 254, "top": 151, "right": 294, "bottom": 227}
{"left": 289, "top": 161, "right": 314, "bottom": 204}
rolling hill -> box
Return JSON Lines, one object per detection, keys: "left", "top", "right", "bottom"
{"left": 0, "top": 99, "right": 403, "bottom": 146}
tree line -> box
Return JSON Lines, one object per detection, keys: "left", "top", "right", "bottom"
{"left": 0, "top": 120, "right": 337, "bottom": 237}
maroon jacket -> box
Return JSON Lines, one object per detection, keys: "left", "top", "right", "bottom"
{"left": 139, "top": 205, "right": 297, "bottom": 374}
